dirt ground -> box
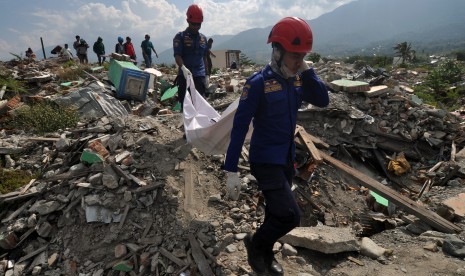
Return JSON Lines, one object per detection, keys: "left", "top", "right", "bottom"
{"left": 2, "top": 60, "right": 465, "bottom": 276}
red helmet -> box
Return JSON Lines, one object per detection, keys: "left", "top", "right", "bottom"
{"left": 186, "top": 4, "right": 203, "bottom": 23}
{"left": 267, "top": 17, "right": 313, "bottom": 53}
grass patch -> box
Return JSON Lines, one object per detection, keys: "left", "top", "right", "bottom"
{"left": 0, "top": 75, "right": 28, "bottom": 94}
{"left": 10, "top": 101, "right": 80, "bottom": 134}
{"left": 0, "top": 168, "right": 34, "bottom": 194}
{"left": 56, "top": 65, "right": 88, "bottom": 82}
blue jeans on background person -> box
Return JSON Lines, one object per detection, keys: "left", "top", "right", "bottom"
{"left": 143, "top": 54, "right": 152, "bottom": 68}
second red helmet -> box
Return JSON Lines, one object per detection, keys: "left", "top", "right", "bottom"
{"left": 267, "top": 17, "right": 313, "bottom": 53}
{"left": 186, "top": 4, "right": 203, "bottom": 23}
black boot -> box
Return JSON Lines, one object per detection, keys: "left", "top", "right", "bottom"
{"left": 265, "top": 254, "right": 284, "bottom": 275}
{"left": 243, "top": 234, "right": 267, "bottom": 274}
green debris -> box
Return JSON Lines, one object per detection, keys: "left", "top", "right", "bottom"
{"left": 112, "top": 261, "right": 133, "bottom": 272}
{"left": 80, "top": 149, "right": 104, "bottom": 164}
{"left": 161, "top": 86, "right": 178, "bottom": 101}
{"left": 370, "top": 190, "right": 389, "bottom": 207}
{"left": 173, "top": 102, "right": 182, "bottom": 111}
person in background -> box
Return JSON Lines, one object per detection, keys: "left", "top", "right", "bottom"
{"left": 93, "top": 37, "right": 106, "bottom": 65}
{"left": 73, "top": 35, "right": 81, "bottom": 55}
{"left": 124, "top": 37, "right": 137, "bottom": 65}
{"left": 222, "top": 17, "right": 329, "bottom": 275}
{"left": 173, "top": 4, "right": 209, "bottom": 107}
{"left": 25, "top": 47, "right": 36, "bottom": 59}
{"left": 206, "top": 38, "right": 216, "bottom": 76}
{"left": 141, "top": 34, "right": 158, "bottom": 68}
{"left": 76, "top": 38, "right": 89, "bottom": 64}
{"left": 115, "top": 36, "right": 125, "bottom": 54}
{"left": 60, "top": 44, "right": 74, "bottom": 60}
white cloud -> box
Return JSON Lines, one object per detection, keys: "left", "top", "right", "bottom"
{"left": 0, "top": 0, "right": 354, "bottom": 60}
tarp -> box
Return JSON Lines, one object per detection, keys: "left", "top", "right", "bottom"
{"left": 182, "top": 76, "right": 252, "bottom": 155}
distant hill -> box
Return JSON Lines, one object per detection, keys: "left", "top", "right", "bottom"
{"left": 159, "top": 0, "right": 465, "bottom": 65}
{"left": 29, "top": 0, "right": 465, "bottom": 66}
{"left": 311, "top": 0, "right": 465, "bottom": 57}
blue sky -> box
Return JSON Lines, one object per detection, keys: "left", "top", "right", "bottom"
{"left": 0, "top": 0, "right": 354, "bottom": 61}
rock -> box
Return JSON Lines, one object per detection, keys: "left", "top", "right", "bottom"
{"left": 29, "top": 200, "right": 60, "bottom": 215}
{"left": 423, "top": 243, "right": 439, "bottom": 252}
{"left": 55, "top": 138, "right": 71, "bottom": 151}
{"left": 84, "top": 195, "right": 101, "bottom": 206}
{"left": 282, "top": 243, "right": 298, "bottom": 256}
{"left": 222, "top": 219, "right": 235, "bottom": 230}
{"left": 225, "top": 244, "right": 237, "bottom": 253}
{"left": 234, "top": 233, "right": 247, "bottom": 240}
{"left": 114, "top": 244, "right": 127, "bottom": 258}
{"left": 406, "top": 220, "right": 432, "bottom": 235}
{"left": 102, "top": 173, "right": 119, "bottom": 189}
{"left": 442, "top": 235, "right": 465, "bottom": 258}
{"left": 359, "top": 237, "right": 386, "bottom": 259}
{"left": 280, "top": 226, "right": 359, "bottom": 254}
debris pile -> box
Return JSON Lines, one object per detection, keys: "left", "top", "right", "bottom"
{"left": 1, "top": 57, "right": 465, "bottom": 275}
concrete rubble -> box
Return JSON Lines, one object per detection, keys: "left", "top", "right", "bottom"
{"left": 0, "top": 56, "right": 465, "bottom": 275}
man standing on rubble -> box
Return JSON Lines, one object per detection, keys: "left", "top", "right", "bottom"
{"left": 93, "top": 37, "right": 105, "bottom": 66}
{"left": 173, "top": 4, "right": 209, "bottom": 107}
{"left": 141, "top": 34, "right": 158, "bottom": 68}
{"left": 73, "top": 35, "right": 80, "bottom": 55}
{"left": 223, "top": 17, "right": 329, "bottom": 275}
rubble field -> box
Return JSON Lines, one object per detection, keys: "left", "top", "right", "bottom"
{"left": 1, "top": 57, "right": 465, "bottom": 276}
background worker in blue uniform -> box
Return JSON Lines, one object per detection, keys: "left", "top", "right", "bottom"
{"left": 173, "top": 4, "right": 209, "bottom": 108}
{"left": 223, "top": 17, "right": 329, "bottom": 275}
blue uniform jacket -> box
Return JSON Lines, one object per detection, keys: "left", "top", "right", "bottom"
{"left": 173, "top": 29, "right": 207, "bottom": 77}
{"left": 223, "top": 65, "right": 329, "bottom": 172}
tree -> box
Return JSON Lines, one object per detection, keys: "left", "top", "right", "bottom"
{"left": 393, "top": 42, "right": 416, "bottom": 65}
{"left": 306, "top": 52, "right": 321, "bottom": 63}
{"left": 239, "top": 53, "right": 255, "bottom": 66}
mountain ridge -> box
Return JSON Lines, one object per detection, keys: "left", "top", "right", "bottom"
{"left": 157, "top": 0, "right": 465, "bottom": 64}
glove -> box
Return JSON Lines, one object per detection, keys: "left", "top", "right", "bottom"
{"left": 181, "top": 65, "right": 192, "bottom": 78}
{"left": 226, "top": 172, "right": 241, "bottom": 200}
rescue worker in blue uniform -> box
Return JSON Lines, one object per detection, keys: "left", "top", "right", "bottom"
{"left": 223, "top": 17, "right": 329, "bottom": 275}
{"left": 173, "top": 4, "right": 209, "bottom": 109}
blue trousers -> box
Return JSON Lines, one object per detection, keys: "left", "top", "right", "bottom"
{"left": 250, "top": 162, "right": 301, "bottom": 251}
{"left": 144, "top": 54, "right": 152, "bottom": 68}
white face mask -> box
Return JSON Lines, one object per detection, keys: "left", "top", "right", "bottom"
{"left": 270, "top": 47, "right": 296, "bottom": 79}
{"left": 281, "top": 63, "right": 296, "bottom": 79}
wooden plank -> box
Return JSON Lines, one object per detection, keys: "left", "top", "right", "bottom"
{"left": 111, "top": 163, "right": 132, "bottom": 184}
{"left": 296, "top": 127, "right": 323, "bottom": 164}
{"left": 17, "top": 245, "right": 47, "bottom": 264}
{"left": 19, "top": 179, "right": 36, "bottom": 195}
{"left": 119, "top": 204, "right": 131, "bottom": 229}
{"left": 320, "top": 151, "right": 461, "bottom": 233}
{"left": 1, "top": 199, "right": 32, "bottom": 223}
{"left": 159, "top": 247, "right": 186, "bottom": 267}
{"left": 188, "top": 233, "right": 214, "bottom": 276}
{"left": 27, "top": 137, "right": 60, "bottom": 142}
{"left": 133, "top": 182, "right": 164, "bottom": 194}
{"left": 184, "top": 166, "right": 195, "bottom": 213}
{"left": 295, "top": 125, "right": 330, "bottom": 149}
{"left": 2, "top": 192, "right": 39, "bottom": 203}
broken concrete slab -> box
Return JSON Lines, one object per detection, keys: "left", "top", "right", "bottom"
{"left": 279, "top": 226, "right": 359, "bottom": 254}
{"left": 329, "top": 79, "right": 370, "bottom": 93}
{"left": 442, "top": 193, "right": 465, "bottom": 219}
{"left": 364, "top": 85, "right": 390, "bottom": 97}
